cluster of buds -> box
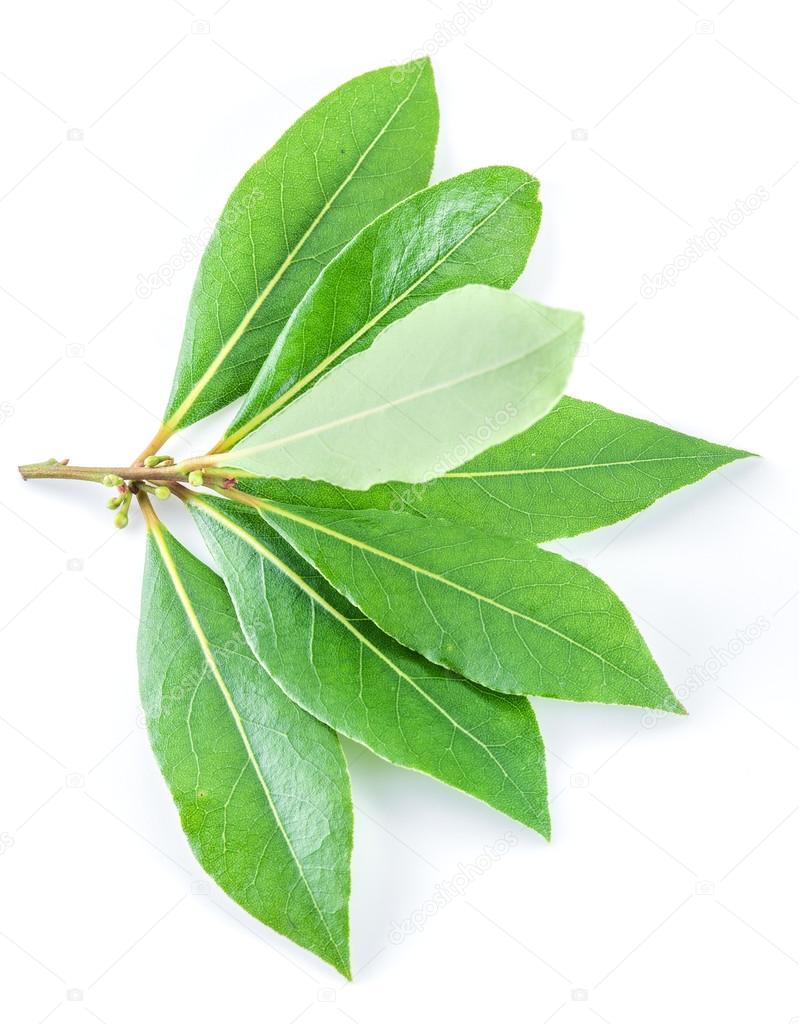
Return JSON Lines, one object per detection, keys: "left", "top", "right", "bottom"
{"left": 102, "top": 455, "right": 176, "bottom": 528}
{"left": 103, "top": 476, "right": 132, "bottom": 528}
{"left": 91, "top": 454, "right": 233, "bottom": 528}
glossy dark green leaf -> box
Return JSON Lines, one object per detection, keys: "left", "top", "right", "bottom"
{"left": 160, "top": 59, "right": 438, "bottom": 434}
{"left": 254, "top": 501, "right": 684, "bottom": 713}
{"left": 221, "top": 165, "right": 542, "bottom": 447}
{"left": 189, "top": 494, "right": 550, "bottom": 836}
{"left": 138, "top": 508, "right": 352, "bottom": 976}
{"left": 238, "top": 397, "right": 751, "bottom": 541}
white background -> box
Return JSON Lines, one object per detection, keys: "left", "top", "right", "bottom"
{"left": 1, "top": 1, "right": 797, "bottom": 1021}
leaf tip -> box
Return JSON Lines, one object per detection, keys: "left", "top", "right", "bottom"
{"left": 392, "top": 54, "right": 434, "bottom": 84}
{"left": 520, "top": 799, "right": 552, "bottom": 841}
{"left": 663, "top": 693, "right": 688, "bottom": 716}
{"left": 732, "top": 447, "right": 760, "bottom": 462}
{"left": 329, "top": 946, "right": 352, "bottom": 981}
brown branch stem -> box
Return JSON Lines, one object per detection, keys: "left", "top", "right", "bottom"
{"left": 17, "top": 458, "right": 212, "bottom": 485}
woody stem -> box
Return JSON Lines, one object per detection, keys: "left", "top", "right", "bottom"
{"left": 17, "top": 458, "right": 214, "bottom": 485}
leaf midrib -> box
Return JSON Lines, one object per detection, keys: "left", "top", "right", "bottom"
{"left": 193, "top": 496, "right": 547, "bottom": 827}
{"left": 443, "top": 453, "right": 735, "bottom": 478}
{"left": 146, "top": 515, "right": 346, "bottom": 969}
{"left": 166, "top": 62, "right": 427, "bottom": 432}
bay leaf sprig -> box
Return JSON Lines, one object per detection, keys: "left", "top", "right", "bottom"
{"left": 17, "top": 60, "right": 753, "bottom": 976}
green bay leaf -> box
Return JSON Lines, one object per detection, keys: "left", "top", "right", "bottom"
{"left": 254, "top": 501, "right": 684, "bottom": 713}
{"left": 216, "top": 287, "right": 581, "bottom": 488}
{"left": 221, "top": 165, "right": 543, "bottom": 446}
{"left": 158, "top": 59, "right": 438, "bottom": 436}
{"left": 238, "top": 397, "right": 751, "bottom": 541}
{"left": 190, "top": 494, "right": 550, "bottom": 836}
{"left": 138, "top": 509, "right": 352, "bottom": 976}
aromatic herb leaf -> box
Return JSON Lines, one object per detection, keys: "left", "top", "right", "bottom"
{"left": 159, "top": 59, "right": 438, "bottom": 434}
{"left": 221, "top": 166, "right": 542, "bottom": 447}
{"left": 215, "top": 287, "right": 581, "bottom": 488}
{"left": 238, "top": 398, "right": 751, "bottom": 541}
{"left": 255, "top": 502, "right": 683, "bottom": 712}
{"left": 138, "top": 509, "right": 352, "bottom": 976}
{"left": 189, "top": 495, "right": 550, "bottom": 836}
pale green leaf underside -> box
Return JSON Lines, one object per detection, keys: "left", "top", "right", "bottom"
{"left": 256, "top": 502, "right": 684, "bottom": 712}
{"left": 162, "top": 58, "right": 439, "bottom": 430}
{"left": 225, "top": 165, "right": 542, "bottom": 443}
{"left": 219, "top": 287, "right": 581, "bottom": 489}
{"left": 241, "top": 397, "right": 751, "bottom": 542}
{"left": 190, "top": 495, "right": 550, "bottom": 836}
{"left": 138, "top": 519, "right": 352, "bottom": 976}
